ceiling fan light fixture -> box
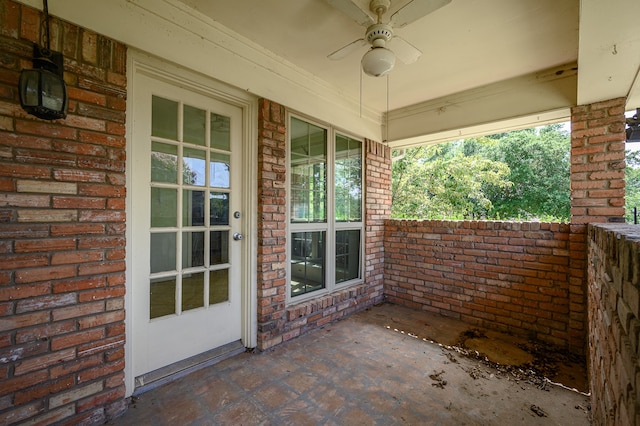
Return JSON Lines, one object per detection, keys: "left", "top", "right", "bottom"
{"left": 361, "top": 47, "right": 395, "bottom": 77}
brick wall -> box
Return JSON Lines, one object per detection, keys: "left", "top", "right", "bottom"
{"left": 384, "top": 220, "right": 575, "bottom": 348}
{"left": 0, "top": 1, "right": 127, "bottom": 424}
{"left": 588, "top": 224, "right": 640, "bottom": 425}
{"left": 256, "top": 99, "right": 388, "bottom": 350}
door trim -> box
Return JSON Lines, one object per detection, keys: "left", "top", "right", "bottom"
{"left": 125, "top": 50, "right": 258, "bottom": 397}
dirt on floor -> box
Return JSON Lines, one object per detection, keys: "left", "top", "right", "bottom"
{"left": 367, "top": 303, "right": 589, "bottom": 393}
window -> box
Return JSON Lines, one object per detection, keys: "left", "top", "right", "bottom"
{"left": 288, "top": 116, "right": 363, "bottom": 300}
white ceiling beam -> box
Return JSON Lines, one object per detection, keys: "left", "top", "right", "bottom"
{"left": 385, "top": 63, "right": 577, "bottom": 146}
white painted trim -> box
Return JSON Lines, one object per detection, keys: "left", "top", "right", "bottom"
{"left": 124, "top": 50, "right": 258, "bottom": 396}
{"left": 387, "top": 108, "right": 572, "bottom": 150}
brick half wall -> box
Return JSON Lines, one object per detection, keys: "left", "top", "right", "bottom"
{"left": 384, "top": 220, "right": 578, "bottom": 349}
{"left": 588, "top": 224, "right": 640, "bottom": 425}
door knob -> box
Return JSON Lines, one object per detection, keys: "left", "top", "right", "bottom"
{"left": 233, "top": 232, "right": 243, "bottom": 241}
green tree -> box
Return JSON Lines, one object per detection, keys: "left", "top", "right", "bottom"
{"left": 474, "top": 124, "right": 570, "bottom": 221}
{"left": 391, "top": 124, "right": 571, "bottom": 222}
{"left": 625, "top": 150, "right": 640, "bottom": 222}
{"left": 392, "top": 144, "right": 510, "bottom": 219}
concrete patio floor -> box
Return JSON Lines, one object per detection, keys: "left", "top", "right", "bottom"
{"left": 111, "top": 303, "right": 591, "bottom": 425}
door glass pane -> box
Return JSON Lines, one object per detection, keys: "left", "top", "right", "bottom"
{"left": 210, "top": 153, "right": 230, "bottom": 188}
{"left": 183, "top": 105, "right": 206, "bottom": 146}
{"left": 183, "top": 231, "right": 205, "bottom": 268}
{"left": 152, "top": 96, "right": 178, "bottom": 140}
{"left": 183, "top": 148, "right": 206, "bottom": 186}
{"left": 210, "top": 192, "right": 229, "bottom": 226}
{"left": 183, "top": 190, "right": 205, "bottom": 227}
{"left": 152, "top": 142, "right": 178, "bottom": 184}
{"left": 150, "top": 276, "right": 176, "bottom": 319}
{"left": 151, "top": 187, "right": 177, "bottom": 227}
{"left": 210, "top": 269, "right": 229, "bottom": 304}
{"left": 210, "top": 231, "right": 229, "bottom": 265}
{"left": 290, "top": 231, "right": 325, "bottom": 297}
{"left": 182, "top": 272, "right": 204, "bottom": 311}
{"left": 211, "top": 113, "right": 230, "bottom": 151}
{"left": 336, "top": 230, "right": 361, "bottom": 283}
{"left": 150, "top": 232, "right": 176, "bottom": 273}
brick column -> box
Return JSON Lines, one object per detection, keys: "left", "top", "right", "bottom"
{"left": 0, "top": 1, "right": 127, "bottom": 424}
{"left": 256, "top": 99, "right": 287, "bottom": 350}
{"left": 569, "top": 97, "right": 626, "bottom": 352}
{"left": 365, "top": 140, "right": 391, "bottom": 299}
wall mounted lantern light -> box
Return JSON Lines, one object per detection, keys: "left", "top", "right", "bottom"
{"left": 19, "top": 0, "right": 67, "bottom": 120}
{"left": 627, "top": 109, "right": 640, "bottom": 143}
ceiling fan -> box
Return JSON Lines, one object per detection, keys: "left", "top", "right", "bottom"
{"left": 326, "top": 0, "right": 452, "bottom": 77}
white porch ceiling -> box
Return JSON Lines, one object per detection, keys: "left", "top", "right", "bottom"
{"left": 163, "top": 0, "right": 640, "bottom": 145}
{"left": 179, "top": 0, "right": 580, "bottom": 114}
{"left": 17, "top": 0, "right": 640, "bottom": 145}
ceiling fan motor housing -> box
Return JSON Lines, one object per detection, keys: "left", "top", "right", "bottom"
{"left": 365, "top": 23, "right": 393, "bottom": 45}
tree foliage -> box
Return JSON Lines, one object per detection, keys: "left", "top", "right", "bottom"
{"left": 391, "top": 124, "right": 571, "bottom": 221}
{"left": 625, "top": 150, "right": 640, "bottom": 222}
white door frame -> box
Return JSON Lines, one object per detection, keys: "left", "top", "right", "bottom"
{"left": 124, "top": 50, "right": 258, "bottom": 396}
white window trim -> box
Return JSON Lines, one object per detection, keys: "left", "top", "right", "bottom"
{"left": 286, "top": 113, "right": 365, "bottom": 305}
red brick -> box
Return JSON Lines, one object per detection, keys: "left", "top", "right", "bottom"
{"left": 52, "top": 301, "right": 104, "bottom": 321}
{"left": 0, "top": 369, "right": 48, "bottom": 396}
{"left": 15, "top": 265, "right": 77, "bottom": 283}
{"left": 51, "top": 328, "right": 105, "bottom": 351}
{"left": 49, "top": 354, "right": 102, "bottom": 379}
{"left": 50, "top": 223, "right": 105, "bottom": 236}
{"left": 0, "top": 253, "right": 48, "bottom": 269}
{"left": 15, "top": 238, "right": 76, "bottom": 253}
{"left": 0, "top": 282, "right": 51, "bottom": 302}
{"left": 14, "top": 375, "right": 75, "bottom": 405}
{"left": 15, "top": 320, "right": 76, "bottom": 344}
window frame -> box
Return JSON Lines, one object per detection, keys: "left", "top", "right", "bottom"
{"left": 286, "top": 113, "right": 365, "bottom": 304}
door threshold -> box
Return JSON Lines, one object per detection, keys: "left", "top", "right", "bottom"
{"left": 133, "top": 340, "right": 245, "bottom": 396}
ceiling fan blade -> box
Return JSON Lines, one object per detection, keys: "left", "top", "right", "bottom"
{"left": 328, "top": 38, "right": 367, "bottom": 60}
{"left": 324, "top": 0, "right": 375, "bottom": 26}
{"left": 390, "top": 0, "right": 452, "bottom": 28}
{"left": 389, "top": 36, "right": 422, "bottom": 64}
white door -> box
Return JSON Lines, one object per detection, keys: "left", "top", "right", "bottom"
{"left": 130, "top": 73, "right": 244, "bottom": 377}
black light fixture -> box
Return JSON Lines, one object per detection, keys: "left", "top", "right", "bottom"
{"left": 626, "top": 108, "right": 640, "bottom": 143}
{"left": 19, "top": 0, "right": 67, "bottom": 120}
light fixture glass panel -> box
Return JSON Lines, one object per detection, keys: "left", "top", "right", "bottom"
{"left": 183, "top": 105, "right": 206, "bottom": 146}
{"left": 151, "top": 187, "right": 177, "bottom": 227}
{"left": 40, "top": 71, "right": 65, "bottom": 111}
{"left": 152, "top": 96, "right": 178, "bottom": 140}
{"left": 152, "top": 142, "right": 178, "bottom": 183}
{"left": 182, "top": 272, "right": 205, "bottom": 311}
{"left": 150, "top": 276, "right": 176, "bottom": 319}
{"left": 211, "top": 113, "right": 231, "bottom": 151}
{"left": 183, "top": 148, "right": 206, "bottom": 186}
{"left": 20, "top": 70, "right": 40, "bottom": 106}
{"left": 150, "top": 232, "right": 177, "bottom": 273}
